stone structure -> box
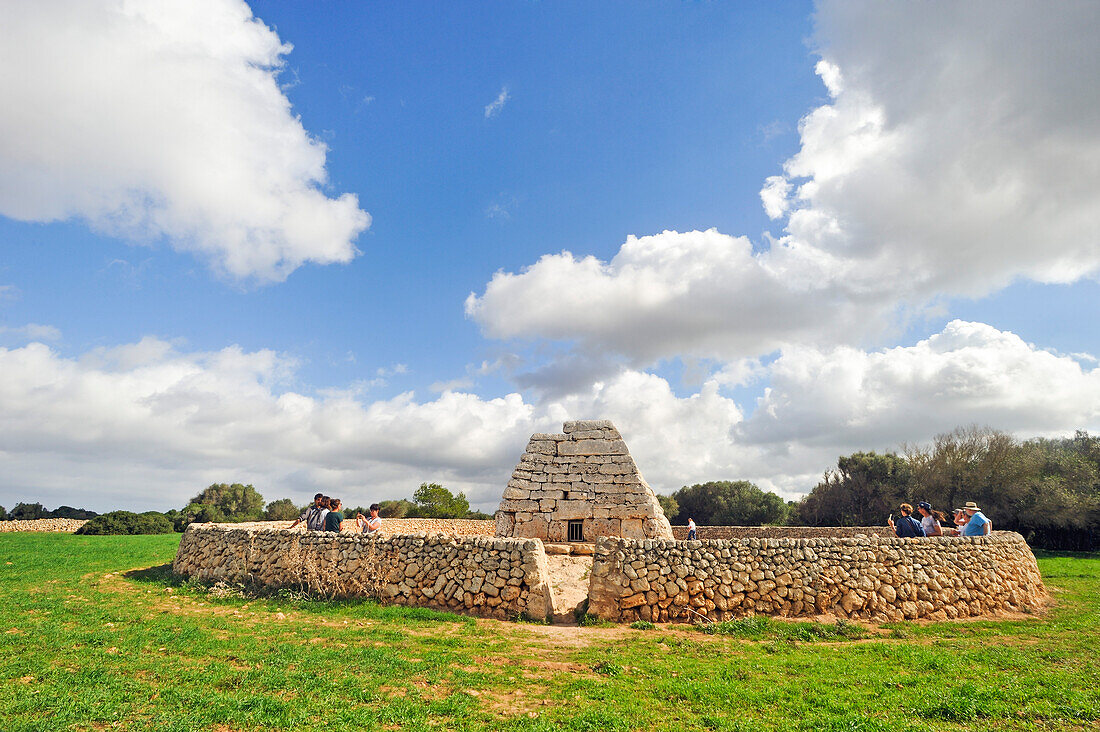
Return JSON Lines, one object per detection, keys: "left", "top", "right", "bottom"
{"left": 494, "top": 420, "right": 673, "bottom": 542}
{"left": 588, "top": 532, "right": 1046, "bottom": 623}
{"left": 173, "top": 523, "right": 553, "bottom": 620}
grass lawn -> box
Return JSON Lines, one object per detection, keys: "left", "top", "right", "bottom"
{"left": 1, "top": 534, "right": 1097, "bottom": 731}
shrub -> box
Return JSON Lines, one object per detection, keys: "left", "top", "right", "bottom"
{"left": 264, "top": 498, "right": 299, "bottom": 521}
{"left": 76, "top": 510, "right": 175, "bottom": 535}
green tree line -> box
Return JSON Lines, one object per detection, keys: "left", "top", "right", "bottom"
{"left": 52, "top": 481, "right": 489, "bottom": 534}
{"left": 790, "top": 427, "right": 1100, "bottom": 550}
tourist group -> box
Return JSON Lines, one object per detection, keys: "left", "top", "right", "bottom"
{"left": 289, "top": 494, "right": 382, "bottom": 536}
{"left": 888, "top": 501, "right": 991, "bottom": 538}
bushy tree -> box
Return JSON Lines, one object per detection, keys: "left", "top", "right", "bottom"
{"left": 671, "top": 481, "right": 788, "bottom": 526}
{"left": 377, "top": 499, "right": 416, "bottom": 518}
{"left": 10, "top": 502, "right": 46, "bottom": 520}
{"left": 0, "top": 505, "right": 7, "bottom": 521}
{"left": 76, "top": 511, "right": 174, "bottom": 535}
{"left": 264, "top": 498, "right": 299, "bottom": 521}
{"left": 411, "top": 483, "right": 470, "bottom": 519}
{"left": 793, "top": 452, "right": 912, "bottom": 526}
{"left": 177, "top": 483, "right": 264, "bottom": 529}
{"left": 793, "top": 426, "right": 1100, "bottom": 549}
{"left": 49, "top": 505, "right": 98, "bottom": 519}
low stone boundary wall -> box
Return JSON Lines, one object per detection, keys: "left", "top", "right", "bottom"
{"left": 671, "top": 526, "right": 894, "bottom": 540}
{"left": 173, "top": 523, "right": 552, "bottom": 620}
{"left": 372, "top": 518, "right": 494, "bottom": 536}
{"left": 589, "top": 532, "right": 1046, "bottom": 623}
{"left": 0, "top": 518, "right": 89, "bottom": 533}
{"left": 234, "top": 518, "right": 495, "bottom": 536}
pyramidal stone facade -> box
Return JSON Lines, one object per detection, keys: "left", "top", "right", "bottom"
{"left": 494, "top": 420, "right": 674, "bottom": 542}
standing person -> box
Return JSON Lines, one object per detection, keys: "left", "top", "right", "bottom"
{"left": 960, "top": 501, "right": 992, "bottom": 537}
{"left": 916, "top": 502, "right": 945, "bottom": 537}
{"left": 357, "top": 503, "right": 382, "bottom": 536}
{"left": 289, "top": 493, "right": 325, "bottom": 530}
{"left": 888, "top": 503, "right": 925, "bottom": 538}
{"left": 314, "top": 497, "right": 331, "bottom": 531}
{"left": 687, "top": 517, "right": 697, "bottom": 540}
{"left": 952, "top": 508, "right": 968, "bottom": 534}
{"left": 325, "top": 498, "right": 344, "bottom": 532}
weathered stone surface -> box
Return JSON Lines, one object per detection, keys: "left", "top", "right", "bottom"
{"left": 557, "top": 439, "right": 628, "bottom": 456}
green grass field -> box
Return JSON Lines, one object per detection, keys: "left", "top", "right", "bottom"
{"left": 1, "top": 534, "right": 1097, "bottom": 731}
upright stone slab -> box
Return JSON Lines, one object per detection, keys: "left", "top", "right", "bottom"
{"left": 495, "top": 419, "right": 674, "bottom": 542}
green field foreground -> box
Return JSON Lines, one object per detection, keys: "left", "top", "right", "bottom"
{"left": 1, "top": 535, "right": 1098, "bottom": 731}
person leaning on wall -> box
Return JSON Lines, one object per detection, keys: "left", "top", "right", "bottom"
{"left": 888, "top": 503, "right": 925, "bottom": 538}
{"left": 959, "top": 501, "right": 992, "bottom": 537}
{"left": 289, "top": 493, "right": 325, "bottom": 531}
{"left": 357, "top": 503, "right": 382, "bottom": 536}
{"left": 916, "top": 501, "right": 946, "bottom": 537}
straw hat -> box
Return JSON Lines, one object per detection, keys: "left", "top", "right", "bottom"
{"left": 963, "top": 501, "right": 980, "bottom": 512}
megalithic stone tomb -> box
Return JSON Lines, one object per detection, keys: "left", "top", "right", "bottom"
{"left": 494, "top": 419, "right": 674, "bottom": 542}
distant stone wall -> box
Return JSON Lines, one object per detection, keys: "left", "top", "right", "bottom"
{"left": 588, "top": 532, "right": 1046, "bottom": 623}
{"left": 496, "top": 420, "right": 673, "bottom": 542}
{"left": 671, "top": 526, "right": 894, "bottom": 540}
{"left": 173, "top": 523, "right": 553, "bottom": 620}
{"left": 248, "top": 518, "right": 495, "bottom": 536}
{"left": 0, "top": 519, "right": 89, "bottom": 533}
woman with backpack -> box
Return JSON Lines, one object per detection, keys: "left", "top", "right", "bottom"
{"left": 888, "top": 503, "right": 925, "bottom": 538}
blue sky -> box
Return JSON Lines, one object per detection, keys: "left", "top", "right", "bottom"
{"left": 0, "top": 1, "right": 1097, "bottom": 513}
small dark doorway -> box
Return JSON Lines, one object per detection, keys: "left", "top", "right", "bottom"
{"left": 567, "top": 520, "right": 584, "bottom": 542}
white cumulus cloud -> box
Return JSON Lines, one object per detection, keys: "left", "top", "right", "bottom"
{"left": 2, "top": 320, "right": 1097, "bottom": 512}
{"left": 466, "top": 2, "right": 1100, "bottom": 364}
{"left": 0, "top": 0, "right": 370, "bottom": 281}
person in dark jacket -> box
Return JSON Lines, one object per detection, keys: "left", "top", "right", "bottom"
{"left": 888, "top": 503, "right": 925, "bottom": 538}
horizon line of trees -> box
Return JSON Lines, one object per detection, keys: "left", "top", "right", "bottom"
{"left": 48, "top": 481, "right": 491, "bottom": 535}
{"left": 11, "top": 426, "right": 1100, "bottom": 549}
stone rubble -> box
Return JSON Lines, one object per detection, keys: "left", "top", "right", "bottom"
{"left": 495, "top": 420, "right": 673, "bottom": 542}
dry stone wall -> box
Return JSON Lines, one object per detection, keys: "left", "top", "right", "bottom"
{"left": 495, "top": 420, "right": 673, "bottom": 542}
{"left": 589, "top": 532, "right": 1046, "bottom": 623}
{"left": 0, "top": 518, "right": 89, "bottom": 533}
{"left": 173, "top": 523, "right": 553, "bottom": 620}
{"left": 671, "top": 526, "right": 894, "bottom": 540}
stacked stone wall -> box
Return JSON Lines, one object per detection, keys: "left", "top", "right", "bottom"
{"left": 671, "top": 526, "right": 894, "bottom": 540}
{"left": 0, "top": 518, "right": 89, "bottom": 533}
{"left": 589, "top": 532, "right": 1046, "bottom": 623}
{"left": 173, "top": 523, "right": 553, "bottom": 620}
{"left": 496, "top": 420, "right": 673, "bottom": 542}
{"left": 236, "top": 518, "right": 495, "bottom": 536}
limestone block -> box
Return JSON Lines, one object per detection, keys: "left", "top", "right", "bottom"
{"left": 585, "top": 517, "right": 621, "bottom": 538}
{"left": 498, "top": 499, "right": 539, "bottom": 512}
{"left": 547, "top": 521, "right": 567, "bottom": 542}
{"left": 530, "top": 433, "right": 568, "bottom": 442}
{"left": 513, "top": 517, "right": 549, "bottom": 540}
{"left": 553, "top": 500, "right": 594, "bottom": 520}
{"left": 563, "top": 419, "right": 619, "bottom": 434}
{"left": 620, "top": 519, "right": 646, "bottom": 540}
{"left": 557, "top": 439, "right": 628, "bottom": 456}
